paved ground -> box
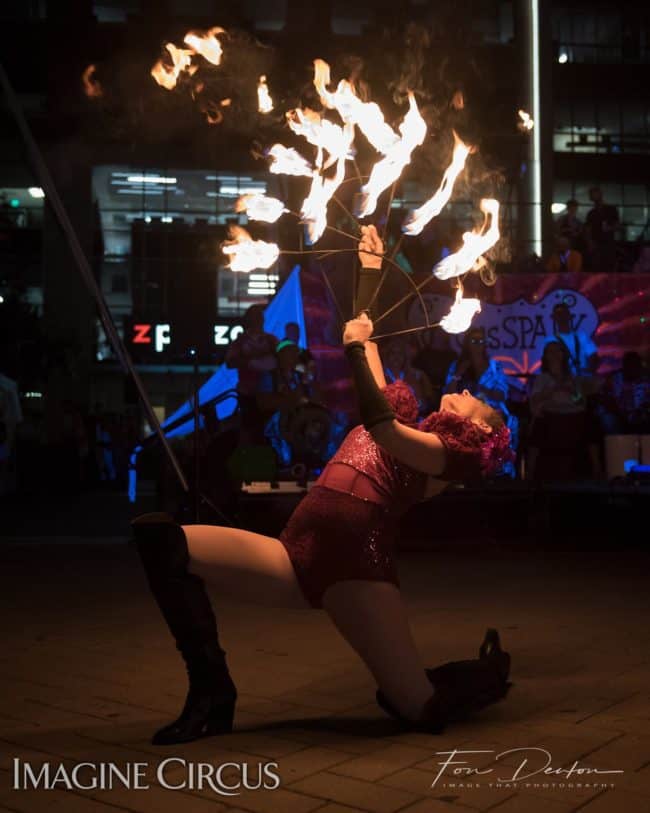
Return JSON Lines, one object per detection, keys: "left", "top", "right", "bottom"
{"left": 1, "top": 541, "right": 649, "bottom": 813}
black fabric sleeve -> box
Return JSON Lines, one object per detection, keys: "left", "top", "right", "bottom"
{"left": 344, "top": 341, "right": 396, "bottom": 430}
{"left": 356, "top": 266, "right": 381, "bottom": 317}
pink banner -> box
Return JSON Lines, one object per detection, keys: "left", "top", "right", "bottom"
{"left": 406, "top": 272, "right": 650, "bottom": 378}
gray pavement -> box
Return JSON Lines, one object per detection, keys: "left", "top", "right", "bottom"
{"left": 1, "top": 541, "right": 649, "bottom": 813}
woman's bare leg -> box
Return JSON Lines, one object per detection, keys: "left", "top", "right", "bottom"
{"left": 183, "top": 525, "right": 311, "bottom": 610}
{"left": 322, "top": 580, "right": 433, "bottom": 720}
{"left": 185, "top": 528, "right": 432, "bottom": 718}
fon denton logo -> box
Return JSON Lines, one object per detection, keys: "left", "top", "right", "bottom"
{"left": 11, "top": 759, "right": 281, "bottom": 796}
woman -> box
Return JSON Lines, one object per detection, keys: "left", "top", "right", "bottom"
{"left": 382, "top": 338, "right": 434, "bottom": 417}
{"left": 530, "top": 341, "right": 585, "bottom": 420}
{"left": 132, "top": 234, "right": 514, "bottom": 746}
{"left": 444, "top": 327, "right": 518, "bottom": 475}
{"left": 527, "top": 340, "right": 593, "bottom": 481}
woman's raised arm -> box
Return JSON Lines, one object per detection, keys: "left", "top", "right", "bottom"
{"left": 370, "top": 420, "right": 447, "bottom": 477}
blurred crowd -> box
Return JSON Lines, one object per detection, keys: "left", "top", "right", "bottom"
{"left": 546, "top": 187, "right": 650, "bottom": 275}
{"left": 3, "top": 299, "right": 650, "bottom": 498}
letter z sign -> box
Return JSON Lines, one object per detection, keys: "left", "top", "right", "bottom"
{"left": 132, "top": 323, "right": 171, "bottom": 353}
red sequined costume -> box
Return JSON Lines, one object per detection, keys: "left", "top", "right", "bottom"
{"left": 278, "top": 381, "right": 470, "bottom": 608}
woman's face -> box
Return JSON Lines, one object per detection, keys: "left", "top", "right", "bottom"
{"left": 440, "top": 389, "right": 493, "bottom": 427}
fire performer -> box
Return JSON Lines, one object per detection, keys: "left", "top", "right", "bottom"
{"left": 131, "top": 231, "right": 514, "bottom": 745}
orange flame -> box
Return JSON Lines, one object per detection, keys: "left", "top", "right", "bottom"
{"left": 267, "top": 144, "right": 313, "bottom": 177}
{"left": 357, "top": 92, "right": 426, "bottom": 217}
{"left": 433, "top": 199, "right": 500, "bottom": 280}
{"left": 222, "top": 226, "right": 279, "bottom": 272}
{"left": 151, "top": 42, "right": 196, "bottom": 90}
{"left": 257, "top": 75, "right": 274, "bottom": 113}
{"left": 82, "top": 64, "right": 103, "bottom": 99}
{"left": 236, "top": 194, "right": 286, "bottom": 223}
{"left": 440, "top": 282, "right": 481, "bottom": 334}
{"left": 313, "top": 60, "right": 398, "bottom": 154}
{"left": 402, "top": 132, "right": 470, "bottom": 236}
{"left": 183, "top": 27, "right": 225, "bottom": 66}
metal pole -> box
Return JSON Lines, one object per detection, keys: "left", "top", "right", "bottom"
{"left": 0, "top": 61, "right": 190, "bottom": 494}
{"left": 191, "top": 349, "right": 200, "bottom": 522}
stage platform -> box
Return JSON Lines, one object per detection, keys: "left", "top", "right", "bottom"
{"left": 1, "top": 479, "right": 647, "bottom": 550}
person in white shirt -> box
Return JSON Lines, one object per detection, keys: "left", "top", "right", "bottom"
{"left": 544, "top": 302, "right": 599, "bottom": 378}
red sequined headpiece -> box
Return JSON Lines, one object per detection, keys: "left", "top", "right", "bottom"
{"left": 417, "top": 410, "right": 514, "bottom": 479}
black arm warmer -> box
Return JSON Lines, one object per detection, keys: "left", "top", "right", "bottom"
{"left": 344, "top": 341, "right": 396, "bottom": 430}
{"left": 356, "top": 266, "right": 381, "bottom": 317}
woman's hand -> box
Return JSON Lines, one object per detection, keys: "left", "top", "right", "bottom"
{"left": 343, "top": 312, "right": 374, "bottom": 345}
{"left": 358, "top": 224, "right": 384, "bottom": 269}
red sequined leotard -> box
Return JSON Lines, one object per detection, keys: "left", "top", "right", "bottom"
{"left": 278, "top": 381, "right": 428, "bottom": 608}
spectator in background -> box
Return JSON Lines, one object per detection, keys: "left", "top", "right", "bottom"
{"left": 444, "top": 327, "right": 518, "bottom": 475}
{"left": 546, "top": 235, "right": 583, "bottom": 273}
{"left": 632, "top": 245, "right": 650, "bottom": 274}
{"left": 283, "top": 321, "right": 301, "bottom": 345}
{"left": 555, "top": 199, "right": 584, "bottom": 251}
{"left": 527, "top": 341, "right": 593, "bottom": 481}
{"left": 586, "top": 187, "right": 620, "bottom": 272}
{"left": 225, "top": 304, "right": 278, "bottom": 443}
{"left": 530, "top": 341, "right": 586, "bottom": 419}
{"left": 383, "top": 339, "right": 434, "bottom": 417}
{"left": 0, "top": 371, "right": 23, "bottom": 495}
{"left": 444, "top": 327, "right": 508, "bottom": 407}
{"left": 411, "top": 330, "right": 458, "bottom": 411}
{"left": 599, "top": 352, "right": 650, "bottom": 434}
{"left": 544, "top": 302, "right": 599, "bottom": 380}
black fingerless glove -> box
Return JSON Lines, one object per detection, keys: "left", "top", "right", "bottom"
{"left": 344, "top": 341, "right": 396, "bottom": 430}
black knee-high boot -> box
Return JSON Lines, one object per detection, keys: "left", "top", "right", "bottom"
{"left": 376, "top": 629, "right": 511, "bottom": 732}
{"left": 131, "top": 512, "right": 237, "bottom": 745}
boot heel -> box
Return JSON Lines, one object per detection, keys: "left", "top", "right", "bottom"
{"left": 205, "top": 699, "right": 236, "bottom": 735}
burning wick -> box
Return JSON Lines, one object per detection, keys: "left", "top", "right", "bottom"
{"left": 222, "top": 226, "right": 279, "bottom": 272}
{"left": 151, "top": 43, "right": 196, "bottom": 90}
{"left": 82, "top": 64, "right": 103, "bottom": 99}
{"left": 357, "top": 92, "right": 426, "bottom": 218}
{"left": 151, "top": 27, "right": 225, "bottom": 91}
{"left": 440, "top": 283, "right": 481, "bottom": 334}
{"left": 433, "top": 199, "right": 500, "bottom": 280}
{"left": 236, "top": 194, "right": 286, "bottom": 223}
{"left": 183, "top": 27, "right": 225, "bottom": 66}
{"left": 267, "top": 144, "right": 313, "bottom": 177}
{"left": 402, "top": 131, "right": 470, "bottom": 236}
{"left": 257, "top": 75, "right": 274, "bottom": 114}
{"left": 517, "top": 109, "right": 534, "bottom": 132}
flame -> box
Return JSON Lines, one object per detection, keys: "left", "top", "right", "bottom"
{"left": 313, "top": 60, "right": 398, "bottom": 154}
{"left": 439, "top": 283, "right": 481, "bottom": 334}
{"left": 433, "top": 199, "right": 500, "bottom": 280}
{"left": 151, "top": 43, "right": 197, "bottom": 90}
{"left": 287, "top": 108, "right": 351, "bottom": 169}
{"left": 236, "top": 194, "right": 286, "bottom": 223}
{"left": 267, "top": 144, "right": 313, "bottom": 177}
{"left": 183, "top": 27, "right": 224, "bottom": 66}
{"left": 402, "top": 132, "right": 470, "bottom": 236}
{"left": 82, "top": 64, "right": 102, "bottom": 98}
{"left": 313, "top": 59, "right": 334, "bottom": 108}
{"left": 301, "top": 152, "right": 348, "bottom": 244}
{"left": 517, "top": 109, "right": 534, "bottom": 132}
{"left": 257, "top": 75, "right": 274, "bottom": 113}
{"left": 287, "top": 105, "right": 354, "bottom": 243}
{"left": 222, "top": 226, "right": 279, "bottom": 272}
{"left": 357, "top": 92, "right": 426, "bottom": 217}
